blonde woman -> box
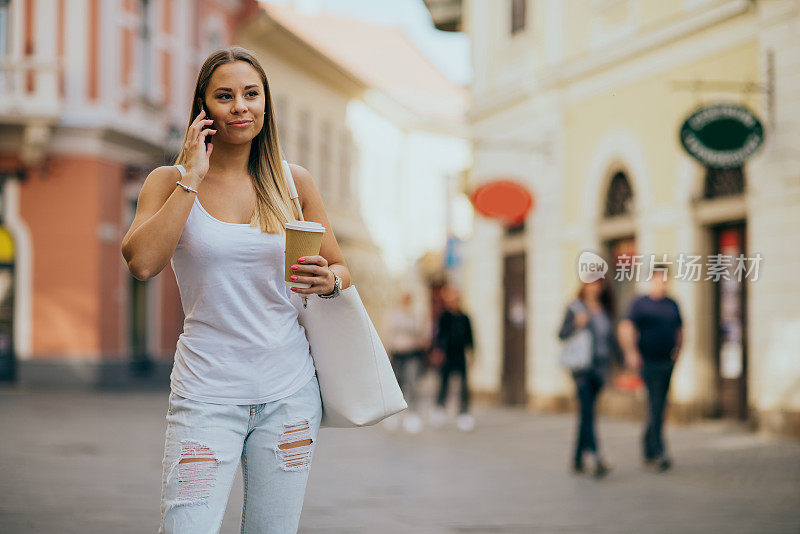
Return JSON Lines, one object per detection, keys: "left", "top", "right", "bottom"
{"left": 121, "top": 46, "right": 350, "bottom": 533}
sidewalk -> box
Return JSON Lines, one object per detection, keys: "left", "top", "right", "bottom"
{"left": 0, "top": 382, "right": 798, "bottom": 533}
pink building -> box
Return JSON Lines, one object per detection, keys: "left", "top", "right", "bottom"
{"left": 0, "top": 0, "right": 261, "bottom": 386}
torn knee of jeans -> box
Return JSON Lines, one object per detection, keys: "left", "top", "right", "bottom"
{"left": 275, "top": 420, "right": 314, "bottom": 471}
{"left": 170, "top": 440, "right": 219, "bottom": 505}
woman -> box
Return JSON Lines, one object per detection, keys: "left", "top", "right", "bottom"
{"left": 558, "top": 278, "right": 620, "bottom": 478}
{"left": 387, "top": 291, "right": 427, "bottom": 433}
{"left": 121, "top": 46, "right": 350, "bottom": 533}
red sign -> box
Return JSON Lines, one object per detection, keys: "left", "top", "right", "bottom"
{"left": 470, "top": 180, "right": 534, "bottom": 225}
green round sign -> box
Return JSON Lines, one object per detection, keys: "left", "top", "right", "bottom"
{"left": 680, "top": 104, "right": 764, "bottom": 168}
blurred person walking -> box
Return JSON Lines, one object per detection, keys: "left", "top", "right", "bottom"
{"left": 618, "top": 264, "right": 683, "bottom": 472}
{"left": 430, "top": 285, "right": 475, "bottom": 431}
{"left": 121, "top": 46, "right": 351, "bottom": 533}
{"left": 387, "top": 291, "right": 428, "bottom": 433}
{"left": 558, "top": 278, "right": 621, "bottom": 478}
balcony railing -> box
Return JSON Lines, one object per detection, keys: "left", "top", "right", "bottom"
{"left": 0, "top": 56, "right": 60, "bottom": 119}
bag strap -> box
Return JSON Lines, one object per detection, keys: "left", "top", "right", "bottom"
{"left": 281, "top": 159, "right": 305, "bottom": 221}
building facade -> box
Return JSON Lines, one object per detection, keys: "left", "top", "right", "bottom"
{"left": 431, "top": 0, "right": 800, "bottom": 435}
{"left": 0, "top": 0, "right": 261, "bottom": 386}
{"left": 259, "top": 4, "right": 471, "bottom": 336}
{"left": 0, "top": 0, "right": 468, "bottom": 389}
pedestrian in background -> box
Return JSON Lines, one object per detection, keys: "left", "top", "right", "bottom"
{"left": 387, "top": 291, "right": 428, "bottom": 434}
{"left": 430, "top": 285, "right": 475, "bottom": 431}
{"left": 558, "top": 278, "right": 621, "bottom": 477}
{"left": 618, "top": 264, "right": 683, "bottom": 472}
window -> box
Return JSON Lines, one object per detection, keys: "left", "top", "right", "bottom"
{"left": 506, "top": 221, "right": 525, "bottom": 235}
{"left": 297, "top": 109, "right": 311, "bottom": 168}
{"left": 604, "top": 171, "right": 633, "bottom": 217}
{"left": 274, "top": 96, "right": 289, "bottom": 149}
{"left": 139, "top": 0, "right": 153, "bottom": 99}
{"left": 339, "top": 130, "right": 353, "bottom": 202}
{"left": 511, "top": 0, "right": 527, "bottom": 35}
{"left": 318, "top": 120, "right": 332, "bottom": 194}
{"left": 0, "top": 0, "right": 10, "bottom": 91}
{"left": 0, "top": 178, "right": 6, "bottom": 224}
{"left": 0, "top": 0, "right": 8, "bottom": 55}
{"left": 205, "top": 17, "right": 225, "bottom": 53}
{"left": 704, "top": 167, "right": 744, "bottom": 199}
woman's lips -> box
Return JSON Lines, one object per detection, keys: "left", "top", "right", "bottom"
{"left": 228, "top": 120, "right": 253, "bottom": 128}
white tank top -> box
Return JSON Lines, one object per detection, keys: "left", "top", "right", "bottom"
{"left": 168, "top": 194, "right": 316, "bottom": 404}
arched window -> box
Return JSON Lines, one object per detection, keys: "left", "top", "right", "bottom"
{"left": 604, "top": 171, "right": 633, "bottom": 217}
{"left": 704, "top": 167, "right": 744, "bottom": 199}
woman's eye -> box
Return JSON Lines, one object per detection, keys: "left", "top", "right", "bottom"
{"left": 219, "top": 91, "right": 258, "bottom": 97}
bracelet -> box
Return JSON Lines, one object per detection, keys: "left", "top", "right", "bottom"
{"left": 176, "top": 180, "right": 198, "bottom": 194}
{"left": 318, "top": 269, "right": 341, "bottom": 298}
{"left": 173, "top": 165, "right": 198, "bottom": 194}
{"left": 174, "top": 165, "right": 198, "bottom": 194}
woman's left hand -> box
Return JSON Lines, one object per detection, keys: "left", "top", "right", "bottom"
{"left": 289, "top": 255, "right": 335, "bottom": 295}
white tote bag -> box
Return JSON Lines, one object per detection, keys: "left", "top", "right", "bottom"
{"left": 282, "top": 160, "right": 407, "bottom": 428}
{"left": 558, "top": 302, "right": 593, "bottom": 372}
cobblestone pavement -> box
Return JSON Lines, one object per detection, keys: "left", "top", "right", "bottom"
{"left": 1, "top": 378, "right": 798, "bottom": 534}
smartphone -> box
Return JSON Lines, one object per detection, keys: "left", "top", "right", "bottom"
{"left": 197, "top": 98, "right": 212, "bottom": 145}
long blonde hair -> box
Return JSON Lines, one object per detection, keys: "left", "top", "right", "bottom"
{"left": 176, "top": 46, "right": 296, "bottom": 234}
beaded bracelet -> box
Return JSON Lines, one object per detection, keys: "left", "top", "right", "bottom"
{"left": 174, "top": 165, "right": 198, "bottom": 194}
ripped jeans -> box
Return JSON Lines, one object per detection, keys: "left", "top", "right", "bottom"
{"left": 159, "top": 374, "right": 322, "bottom": 534}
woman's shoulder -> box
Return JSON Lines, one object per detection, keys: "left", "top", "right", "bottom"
{"left": 567, "top": 298, "right": 584, "bottom": 311}
{"left": 287, "top": 163, "right": 313, "bottom": 192}
{"left": 286, "top": 163, "right": 319, "bottom": 209}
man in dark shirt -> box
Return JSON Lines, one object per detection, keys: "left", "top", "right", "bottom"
{"left": 619, "top": 265, "right": 683, "bottom": 471}
{"left": 431, "top": 285, "right": 475, "bottom": 431}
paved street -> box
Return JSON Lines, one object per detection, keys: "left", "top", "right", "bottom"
{"left": 1, "top": 378, "right": 799, "bottom": 534}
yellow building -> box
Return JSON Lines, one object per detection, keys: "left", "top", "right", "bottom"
{"left": 426, "top": 0, "right": 800, "bottom": 435}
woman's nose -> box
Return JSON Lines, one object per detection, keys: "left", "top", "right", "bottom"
{"left": 232, "top": 96, "right": 248, "bottom": 113}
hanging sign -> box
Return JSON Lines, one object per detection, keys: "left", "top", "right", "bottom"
{"left": 680, "top": 103, "right": 764, "bottom": 168}
{"left": 470, "top": 180, "right": 534, "bottom": 226}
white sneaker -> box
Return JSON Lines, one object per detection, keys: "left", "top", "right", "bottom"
{"left": 456, "top": 413, "right": 475, "bottom": 432}
{"left": 403, "top": 412, "right": 423, "bottom": 434}
{"left": 429, "top": 407, "right": 447, "bottom": 428}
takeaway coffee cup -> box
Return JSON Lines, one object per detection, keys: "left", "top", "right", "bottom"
{"left": 284, "top": 220, "right": 326, "bottom": 287}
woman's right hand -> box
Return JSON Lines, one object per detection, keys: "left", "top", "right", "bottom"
{"left": 179, "top": 109, "right": 216, "bottom": 184}
{"left": 573, "top": 311, "right": 589, "bottom": 329}
{"left": 625, "top": 350, "right": 642, "bottom": 371}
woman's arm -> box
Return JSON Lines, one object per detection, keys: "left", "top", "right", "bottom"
{"left": 285, "top": 164, "right": 351, "bottom": 295}
{"left": 617, "top": 319, "right": 642, "bottom": 369}
{"left": 121, "top": 109, "right": 213, "bottom": 280}
{"left": 121, "top": 166, "right": 200, "bottom": 280}
{"left": 557, "top": 305, "right": 577, "bottom": 340}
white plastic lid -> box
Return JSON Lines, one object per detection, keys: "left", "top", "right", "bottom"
{"left": 285, "top": 220, "right": 325, "bottom": 233}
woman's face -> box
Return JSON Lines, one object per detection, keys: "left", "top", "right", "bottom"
{"left": 203, "top": 61, "right": 266, "bottom": 145}
{"left": 584, "top": 279, "right": 604, "bottom": 298}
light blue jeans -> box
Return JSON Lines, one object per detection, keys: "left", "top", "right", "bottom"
{"left": 159, "top": 374, "right": 322, "bottom": 534}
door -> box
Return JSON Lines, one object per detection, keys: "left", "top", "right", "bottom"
{"left": 0, "top": 220, "right": 15, "bottom": 381}
{"left": 127, "top": 198, "right": 152, "bottom": 374}
{"left": 502, "top": 252, "right": 527, "bottom": 405}
{"left": 606, "top": 236, "right": 637, "bottom": 320}
{"left": 0, "top": 261, "right": 14, "bottom": 381}
{"left": 712, "top": 224, "right": 748, "bottom": 419}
